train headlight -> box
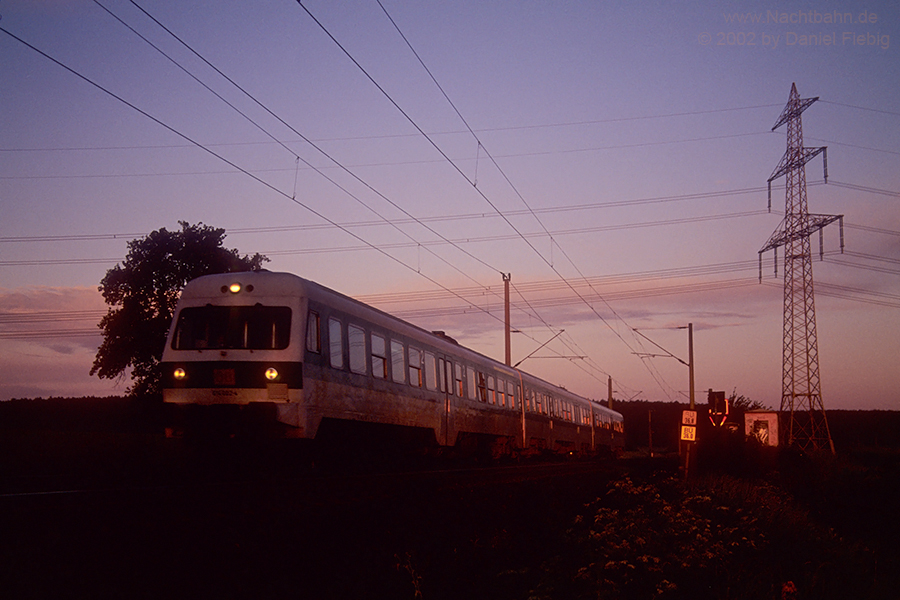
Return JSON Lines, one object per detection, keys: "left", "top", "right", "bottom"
{"left": 173, "top": 367, "right": 186, "bottom": 380}
{"left": 265, "top": 367, "right": 279, "bottom": 381}
{"left": 229, "top": 283, "right": 242, "bottom": 294}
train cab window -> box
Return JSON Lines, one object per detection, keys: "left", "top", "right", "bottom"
{"left": 306, "top": 311, "right": 321, "bottom": 353}
{"left": 424, "top": 352, "right": 437, "bottom": 391}
{"left": 329, "top": 318, "right": 343, "bottom": 369}
{"left": 371, "top": 333, "right": 388, "bottom": 379}
{"left": 348, "top": 324, "right": 366, "bottom": 375}
{"left": 391, "top": 340, "right": 405, "bottom": 383}
{"left": 172, "top": 305, "right": 291, "bottom": 350}
{"left": 455, "top": 364, "right": 465, "bottom": 398}
{"left": 409, "top": 347, "right": 423, "bottom": 387}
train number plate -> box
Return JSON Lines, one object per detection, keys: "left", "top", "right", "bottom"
{"left": 213, "top": 368, "right": 236, "bottom": 386}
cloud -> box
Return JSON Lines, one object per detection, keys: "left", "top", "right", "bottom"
{"left": 0, "top": 286, "right": 114, "bottom": 399}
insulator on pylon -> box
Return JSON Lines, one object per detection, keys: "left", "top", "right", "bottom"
{"left": 839, "top": 217, "right": 845, "bottom": 253}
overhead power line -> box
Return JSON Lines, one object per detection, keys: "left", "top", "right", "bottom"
{"left": 0, "top": 24, "right": 514, "bottom": 330}
{"left": 3, "top": 179, "right": 896, "bottom": 246}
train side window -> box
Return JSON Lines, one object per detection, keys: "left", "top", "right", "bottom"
{"left": 476, "top": 371, "right": 487, "bottom": 402}
{"left": 391, "top": 340, "right": 405, "bottom": 383}
{"left": 409, "top": 347, "right": 423, "bottom": 387}
{"left": 424, "top": 352, "right": 437, "bottom": 391}
{"left": 348, "top": 324, "right": 366, "bottom": 375}
{"left": 306, "top": 311, "right": 321, "bottom": 353}
{"left": 371, "top": 333, "right": 387, "bottom": 379}
{"left": 509, "top": 381, "right": 517, "bottom": 411}
{"left": 444, "top": 360, "right": 453, "bottom": 395}
{"left": 437, "top": 358, "right": 447, "bottom": 393}
{"left": 467, "top": 368, "right": 477, "bottom": 400}
{"left": 455, "top": 364, "right": 465, "bottom": 398}
{"left": 496, "top": 379, "right": 506, "bottom": 407}
{"left": 487, "top": 376, "right": 495, "bottom": 404}
{"left": 328, "top": 318, "right": 343, "bottom": 369}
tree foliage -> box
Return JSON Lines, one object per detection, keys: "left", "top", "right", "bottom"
{"left": 729, "top": 388, "right": 769, "bottom": 411}
{"left": 91, "top": 222, "right": 267, "bottom": 396}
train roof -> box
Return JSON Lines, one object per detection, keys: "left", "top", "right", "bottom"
{"left": 179, "top": 270, "right": 622, "bottom": 418}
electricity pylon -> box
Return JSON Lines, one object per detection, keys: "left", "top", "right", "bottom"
{"left": 759, "top": 83, "right": 842, "bottom": 454}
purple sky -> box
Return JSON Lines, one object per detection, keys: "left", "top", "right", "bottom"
{"left": 1, "top": 0, "right": 898, "bottom": 409}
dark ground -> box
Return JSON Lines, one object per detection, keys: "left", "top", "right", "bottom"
{"left": 2, "top": 397, "right": 899, "bottom": 599}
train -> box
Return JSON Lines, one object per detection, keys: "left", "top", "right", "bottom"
{"left": 161, "top": 270, "right": 624, "bottom": 457}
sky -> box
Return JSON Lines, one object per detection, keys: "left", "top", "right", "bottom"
{"left": 1, "top": 0, "right": 898, "bottom": 409}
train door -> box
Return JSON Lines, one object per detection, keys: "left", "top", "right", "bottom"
{"left": 438, "top": 356, "right": 455, "bottom": 446}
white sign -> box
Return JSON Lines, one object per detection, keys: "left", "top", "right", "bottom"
{"left": 682, "top": 410, "right": 697, "bottom": 425}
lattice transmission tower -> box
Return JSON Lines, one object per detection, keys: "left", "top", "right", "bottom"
{"left": 759, "top": 83, "right": 843, "bottom": 453}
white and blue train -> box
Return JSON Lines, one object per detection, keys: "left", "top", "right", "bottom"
{"left": 161, "top": 271, "right": 624, "bottom": 456}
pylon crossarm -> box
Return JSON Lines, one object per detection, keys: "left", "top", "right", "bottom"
{"left": 759, "top": 219, "right": 787, "bottom": 255}
{"left": 759, "top": 215, "right": 841, "bottom": 257}
{"left": 768, "top": 146, "right": 827, "bottom": 184}
{"left": 772, "top": 88, "right": 819, "bottom": 131}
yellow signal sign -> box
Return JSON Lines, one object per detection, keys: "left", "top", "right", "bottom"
{"left": 681, "top": 425, "right": 697, "bottom": 442}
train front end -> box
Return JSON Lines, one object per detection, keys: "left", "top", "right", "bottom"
{"left": 160, "top": 271, "right": 307, "bottom": 436}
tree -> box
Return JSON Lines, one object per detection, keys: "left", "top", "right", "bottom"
{"left": 91, "top": 222, "right": 267, "bottom": 396}
{"left": 729, "top": 388, "right": 769, "bottom": 411}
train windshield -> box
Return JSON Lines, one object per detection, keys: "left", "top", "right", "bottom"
{"left": 172, "top": 305, "right": 292, "bottom": 350}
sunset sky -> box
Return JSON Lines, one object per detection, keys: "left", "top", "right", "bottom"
{"left": 2, "top": 0, "right": 898, "bottom": 409}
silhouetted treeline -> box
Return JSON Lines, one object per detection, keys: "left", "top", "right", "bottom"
{"left": 613, "top": 400, "right": 900, "bottom": 452}
{"left": 0, "top": 396, "right": 163, "bottom": 435}
{"left": 1, "top": 396, "right": 898, "bottom": 450}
